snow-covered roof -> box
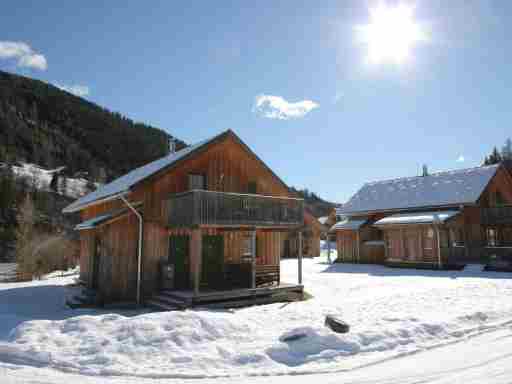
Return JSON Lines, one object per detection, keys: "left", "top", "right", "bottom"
{"left": 330, "top": 218, "right": 367, "bottom": 232}
{"left": 74, "top": 213, "right": 114, "bottom": 231}
{"left": 63, "top": 131, "right": 226, "bottom": 213}
{"left": 374, "top": 210, "right": 460, "bottom": 226}
{"left": 339, "top": 165, "right": 500, "bottom": 215}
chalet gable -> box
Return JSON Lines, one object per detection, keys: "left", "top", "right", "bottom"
{"left": 63, "top": 130, "right": 291, "bottom": 213}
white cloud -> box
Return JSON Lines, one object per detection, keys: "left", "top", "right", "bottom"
{"left": 456, "top": 155, "right": 465, "bottom": 163}
{"left": 54, "top": 83, "right": 90, "bottom": 97}
{"left": 18, "top": 53, "right": 47, "bottom": 71}
{"left": 0, "top": 41, "right": 47, "bottom": 70}
{"left": 253, "top": 94, "right": 319, "bottom": 120}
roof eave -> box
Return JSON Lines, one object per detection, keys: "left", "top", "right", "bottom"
{"left": 62, "top": 190, "right": 129, "bottom": 214}
{"left": 339, "top": 202, "right": 475, "bottom": 217}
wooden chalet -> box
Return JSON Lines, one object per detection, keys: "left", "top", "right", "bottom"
{"left": 281, "top": 210, "right": 322, "bottom": 258}
{"left": 330, "top": 164, "right": 512, "bottom": 269}
{"left": 63, "top": 130, "right": 305, "bottom": 308}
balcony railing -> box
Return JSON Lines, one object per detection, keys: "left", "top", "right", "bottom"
{"left": 481, "top": 206, "right": 512, "bottom": 225}
{"left": 164, "top": 190, "right": 304, "bottom": 228}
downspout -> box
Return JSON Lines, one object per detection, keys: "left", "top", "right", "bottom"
{"left": 120, "top": 195, "right": 143, "bottom": 306}
{"left": 434, "top": 213, "right": 442, "bottom": 269}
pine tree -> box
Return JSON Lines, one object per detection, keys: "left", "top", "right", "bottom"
{"left": 502, "top": 138, "right": 512, "bottom": 161}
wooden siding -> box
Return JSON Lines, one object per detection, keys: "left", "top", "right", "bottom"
{"left": 336, "top": 231, "right": 358, "bottom": 262}
{"left": 139, "top": 134, "right": 293, "bottom": 224}
{"left": 79, "top": 231, "right": 94, "bottom": 285}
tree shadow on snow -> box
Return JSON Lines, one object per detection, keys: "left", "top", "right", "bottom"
{"left": 319, "top": 263, "right": 512, "bottom": 280}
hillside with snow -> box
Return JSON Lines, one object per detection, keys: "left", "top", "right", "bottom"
{"left": 6, "top": 162, "right": 94, "bottom": 199}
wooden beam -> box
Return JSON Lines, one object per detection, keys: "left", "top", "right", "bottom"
{"left": 190, "top": 228, "right": 202, "bottom": 296}
{"left": 298, "top": 231, "right": 303, "bottom": 285}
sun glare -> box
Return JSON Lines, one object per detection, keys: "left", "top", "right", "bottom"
{"left": 357, "top": 4, "right": 425, "bottom": 65}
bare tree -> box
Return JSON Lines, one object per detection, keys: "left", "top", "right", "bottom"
{"left": 15, "top": 194, "right": 36, "bottom": 274}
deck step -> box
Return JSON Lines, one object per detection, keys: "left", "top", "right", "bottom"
{"left": 152, "top": 294, "right": 188, "bottom": 309}
{"left": 146, "top": 299, "right": 182, "bottom": 311}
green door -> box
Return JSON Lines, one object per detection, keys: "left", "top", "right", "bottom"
{"left": 202, "top": 235, "right": 224, "bottom": 289}
{"left": 169, "top": 235, "right": 190, "bottom": 289}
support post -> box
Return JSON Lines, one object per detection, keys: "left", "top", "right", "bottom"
{"left": 298, "top": 231, "right": 303, "bottom": 285}
{"left": 251, "top": 230, "right": 256, "bottom": 289}
{"left": 356, "top": 230, "right": 361, "bottom": 264}
{"left": 435, "top": 226, "right": 442, "bottom": 269}
{"left": 190, "top": 228, "right": 202, "bottom": 296}
{"left": 400, "top": 228, "right": 405, "bottom": 261}
{"left": 327, "top": 234, "right": 331, "bottom": 263}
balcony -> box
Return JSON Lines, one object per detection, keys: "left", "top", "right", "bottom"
{"left": 481, "top": 206, "right": 512, "bottom": 225}
{"left": 164, "top": 190, "right": 304, "bottom": 228}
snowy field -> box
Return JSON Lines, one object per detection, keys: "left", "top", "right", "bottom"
{"left": 1, "top": 248, "right": 512, "bottom": 382}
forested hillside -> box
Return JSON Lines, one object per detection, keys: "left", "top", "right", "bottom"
{"left": 0, "top": 70, "right": 187, "bottom": 264}
{"left": 290, "top": 187, "right": 336, "bottom": 218}
{"left": 0, "top": 70, "right": 186, "bottom": 181}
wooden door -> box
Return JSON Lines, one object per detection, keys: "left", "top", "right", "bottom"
{"left": 169, "top": 235, "right": 190, "bottom": 289}
{"left": 202, "top": 235, "right": 224, "bottom": 289}
{"left": 283, "top": 239, "right": 291, "bottom": 258}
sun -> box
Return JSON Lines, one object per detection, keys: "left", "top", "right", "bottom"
{"left": 356, "top": 4, "right": 426, "bottom": 65}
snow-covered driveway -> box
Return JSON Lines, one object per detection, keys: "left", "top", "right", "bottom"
{"left": 1, "top": 256, "right": 512, "bottom": 381}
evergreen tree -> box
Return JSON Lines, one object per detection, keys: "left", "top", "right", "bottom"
{"left": 502, "top": 138, "right": 512, "bottom": 161}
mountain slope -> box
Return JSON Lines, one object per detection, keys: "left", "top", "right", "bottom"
{"left": 0, "top": 70, "right": 186, "bottom": 181}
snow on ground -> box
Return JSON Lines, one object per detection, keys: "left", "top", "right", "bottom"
{"left": 1, "top": 252, "right": 512, "bottom": 381}
{"left": 4, "top": 162, "right": 95, "bottom": 198}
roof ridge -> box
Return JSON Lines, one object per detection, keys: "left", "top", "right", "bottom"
{"left": 364, "top": 164, "right": 499, "bottom": 186}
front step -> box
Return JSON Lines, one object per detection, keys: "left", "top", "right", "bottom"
{"left": 146, "top": 299, "right": 181, "bottom": 311}
{"left": 146, "top": 291, "right": 190, "bottom": 311}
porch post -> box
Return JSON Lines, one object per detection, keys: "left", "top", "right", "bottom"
{"left": 327, "top": 234, "right": 331, "bottom": 263}
{"left": 190, "top": 228, "right": 202, "bottom": 296}
{"left": 251, "top": 230, "right": 256, "bottom": 289}
{"left": 298, "top": 231, "right": 303, "bottom": 285}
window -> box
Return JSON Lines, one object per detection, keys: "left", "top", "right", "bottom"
{"left": 495, "top": 191, "right": 506, "bottom": 207}
{"left": 242, "top": 235, "right": 254, "bottom": 257}
{"left": 487, "top": 228, "right": 498, "bottom": 247}
{"left": 439, "top": 229, "right": 449, "bottom": 248}
{"left": 188, "top": 174, "right": 205, "bottom": 190}
{"left": 248, "top": 181, "right": 257, "bottom": 194}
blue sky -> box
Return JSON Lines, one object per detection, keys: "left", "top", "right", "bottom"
{"left": 1, "top": 1, "right": 511, "bottom": 204}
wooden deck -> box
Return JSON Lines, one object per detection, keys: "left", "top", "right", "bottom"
{"left": 147, "top": 282, "right": 304, "bottom": 310}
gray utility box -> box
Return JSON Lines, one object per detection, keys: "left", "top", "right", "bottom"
{"left": 160, "top": 262, "right": 175, "bottom": 290}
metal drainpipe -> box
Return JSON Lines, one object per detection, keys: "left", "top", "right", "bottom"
{"left": 120, "top": 195, "right": 143, "bottom": 306}
{"left": 434, "top": 213, "right": 442, "bottom": 269}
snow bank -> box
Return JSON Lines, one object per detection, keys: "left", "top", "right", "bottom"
{"left": 2, "top": 258, "right": 512, "bottom": 379}
{"left": 2, "top": 299, "right": 512, "bottom": 378}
